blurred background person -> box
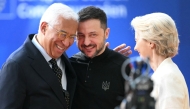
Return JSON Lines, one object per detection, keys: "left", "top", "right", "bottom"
{"left": 131, "top": 12, "right": 189, "bottom": 109}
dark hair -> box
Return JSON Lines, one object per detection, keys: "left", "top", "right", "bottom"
{"left": 78, "top": 6, "right": 107, "bottom": 30}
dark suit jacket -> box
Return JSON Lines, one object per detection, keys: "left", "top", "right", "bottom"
{"left": 0, "top": 34, "right": 77, "bottom": 109}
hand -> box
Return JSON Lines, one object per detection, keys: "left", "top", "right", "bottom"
{"left": 105, "top": 42, "right": 132, "bottom": 57}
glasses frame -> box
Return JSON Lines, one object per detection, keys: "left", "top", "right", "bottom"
{"left": 47, "top": 23, "right": 77, "bottom": 41}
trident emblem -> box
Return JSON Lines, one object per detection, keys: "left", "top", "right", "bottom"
{"left": 102, "top": 81, "right": 110, "bottom": 91}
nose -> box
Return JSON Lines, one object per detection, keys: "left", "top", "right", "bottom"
{"left": 62, "top": 38, "right": 72, "bottom": 47}
{"left": 83, "top": 37, "right": 91, "bottom": 45}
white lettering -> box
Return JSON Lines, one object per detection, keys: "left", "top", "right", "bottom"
{"left": 17, "top": 3, "right": 127, "bottom": 19}
{"left": 17, "top": 3, "right": 47, "bottom": 19}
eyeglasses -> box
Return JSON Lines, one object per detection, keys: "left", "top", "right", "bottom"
{"left": 48, "top": 23, "right": 77, "bottom": 41}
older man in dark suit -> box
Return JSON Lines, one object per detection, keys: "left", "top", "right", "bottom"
{"left": 0, "top": 3, "right": 78, "bottom": 109}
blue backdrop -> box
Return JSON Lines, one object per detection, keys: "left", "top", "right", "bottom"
{"left": 1, "top": 0, "right": 190, "bottom": 94}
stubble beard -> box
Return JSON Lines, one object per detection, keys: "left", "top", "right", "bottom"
{"left": 80, "top": 38, "right": 106, "bottom": 58}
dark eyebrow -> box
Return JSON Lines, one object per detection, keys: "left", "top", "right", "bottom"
{"left": 89, "top": 31, "right": 96, "bottom": 34}
{"left": 77, "top": 31, "right": 97, "bottom": 35}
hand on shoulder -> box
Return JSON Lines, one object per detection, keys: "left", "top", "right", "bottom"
{"left": 105, "top": 42, "right": 132, "bottom": 57}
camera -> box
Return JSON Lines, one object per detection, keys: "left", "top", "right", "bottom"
{"left": 116, "top": 57, "right": 155, "bottom": 109}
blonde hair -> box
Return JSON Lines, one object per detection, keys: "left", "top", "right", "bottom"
{"left": 131, "top": 12, "right": 179, "bottom": 57}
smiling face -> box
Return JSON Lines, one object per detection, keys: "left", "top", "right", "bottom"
{"left": 134, "top": 32, "right": 153, "bottom": 59}
{"left": 38, "top": 17, "right": 78, "bottom": 59}
{"left": 76, "top": 19, "right": 109, "bottom": 58}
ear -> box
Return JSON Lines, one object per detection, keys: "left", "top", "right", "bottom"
{"left": 149, "top": 42, "right": 155, "bottom": 49}
{"left": 40, "top": 22, "right": 48, "bottom": 34}
{"left": 105, "top": 28, "right": 110, "bottom": 39}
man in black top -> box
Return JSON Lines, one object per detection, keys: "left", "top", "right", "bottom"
{"left": 70, "top": 6, "right": 131, "bottom": 109}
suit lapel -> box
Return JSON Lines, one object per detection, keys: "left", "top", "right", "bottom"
{"left": 32, "top": 58, "right": 67, "bottom": 107}
{"left": 25, "top": 34, "right": 67, "bottom": 108}
{"left": 61, "top": 53, "right": 77, "bottom": 105}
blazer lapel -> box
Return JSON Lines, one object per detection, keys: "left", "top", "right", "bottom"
{"left": 25, "top": 34, "right": 67, "bottom": 108}
{"left": 61, "top": 53, "right": 77, "bottom": 105}
{"left": 32, "top": 58, "right": 67, "bottom": 108}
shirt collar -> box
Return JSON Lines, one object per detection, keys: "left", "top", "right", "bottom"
{"left": 84, "top": 47, "right": 110, "bottom": 62}
{"left": 31, "top": 34, "right": 52, "bottom": 62}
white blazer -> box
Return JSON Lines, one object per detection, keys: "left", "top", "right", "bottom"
{"left": 151, "top": 58, "right": 189, "bottom": 109}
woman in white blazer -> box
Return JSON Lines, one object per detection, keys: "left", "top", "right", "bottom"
{"left": 131, "top": 12, "right": 189, "bottom": 109}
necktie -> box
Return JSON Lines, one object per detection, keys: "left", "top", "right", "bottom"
{"left": 49, "top": 58, "right": 69, "bottom": 109}
{"left": 49, "top": 58, "right": 62, "bottom": 85}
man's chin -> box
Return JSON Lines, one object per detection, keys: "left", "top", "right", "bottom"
{"left": 85, "top": 54, "right": 94, "bottom": 58}
{"left": 83, "top": 52, "right": 95, "bottom": 58}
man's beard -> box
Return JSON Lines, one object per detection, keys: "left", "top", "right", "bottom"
{"left": 80, "top": 38, "right": 106, "bottom": 58}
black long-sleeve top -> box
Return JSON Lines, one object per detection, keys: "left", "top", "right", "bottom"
{"left": 70, "top": 47, "right": 130, "bottom": 109}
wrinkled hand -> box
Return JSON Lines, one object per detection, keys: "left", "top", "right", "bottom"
{"left": 105, "top": 42, "right": 132, "bottom": 57}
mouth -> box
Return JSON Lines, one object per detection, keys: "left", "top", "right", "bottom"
{"left": 84, "top": 45, "right": 94, "bottom": 50}
{"left": 82, "top": 44, "right": 96, "bottom": 52}
{"left": 56, "top": 44, "right": 65, "bottom": 51}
